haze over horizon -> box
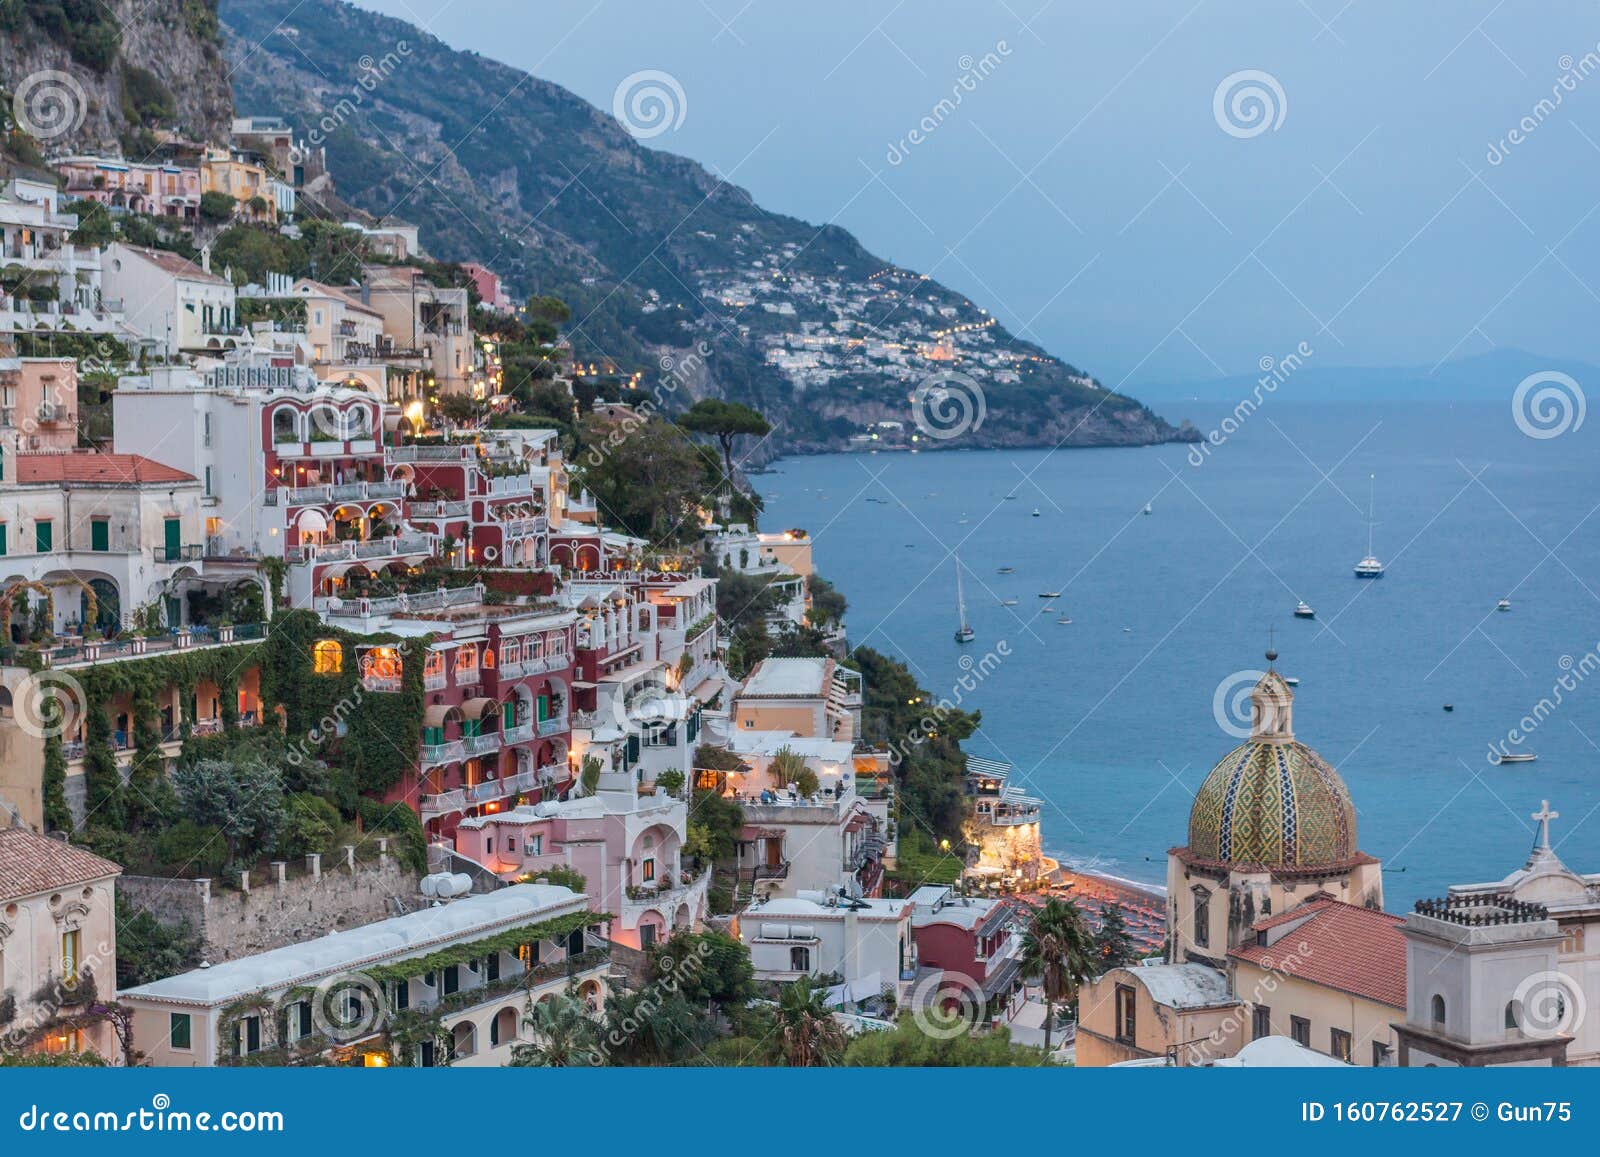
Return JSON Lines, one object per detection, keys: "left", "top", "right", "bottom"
{"left": 352, "top": 0, "right": 1600, "bottom": 394}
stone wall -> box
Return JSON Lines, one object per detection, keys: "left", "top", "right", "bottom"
{"left": 119, "top": 843, "right": 422, "bottom": 964}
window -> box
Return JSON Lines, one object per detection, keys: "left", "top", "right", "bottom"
{"left": 203, "top": 413, "right": 212, "bottom": 447}
{"left": 312, "top": 639, "right": 343, "bottom": 674}
{"left": 1506, "top": 1001, "right": 1519, "bottom": 1031}
{"left": 296, "top": 1001, "right": 312, "bottom": 1040}
{"left": 524, "top": 835, "right": 542, "bottom": 856}
{"left": 60, "top": 929, "right": 80, "bottom": 984}
{"left": 518, "top": 942, "right": 541, "bottom": 967}
{"left": 1114, "top": 984, "right": 1137, "bottom": 1044}
{"left": 0, "top": 523, "right": 7, "bottom": 556}
{"left": 390, "top": 980, "right": 409, "bottom": 1011}
{"left": 1372, "top": 1041, "right": 1391, "bottom": 1067}
{"left": 35, "top": 520, "right": 52, "bottom": 553}
{"left": 1252, "top": 1004, "right": 1272, "bottom": 1040}
{"left": 455, "top": 645, "right": 479, "bottom": 676}
{"left": 90, "top": 519, "right": 109, "bottom": 552}
{"left": 639, "top": 923, "right": 656, "bottom": 950}
{"left": 204, "top": 466, "right": 212, "bottom": 496}
{"left": 790, "top": 945, "right": 811, "bottom": 972}
{"left": 443, "top": 965, "right": 460, "bottom": 996}
{"left": 1330, "top": 1028, "right": 1353, "bottom": 1063}
{"left": 1431, "top": 994, "right": 1447, "bottom": 1028}
{"left": 485, "top": 954, "right": 500, "bottom": 982}
{"left": 169, "top": 1013, "right": 192, "bottom": 1051}
{"left": 1192, "top": 888, "right": 1210, "bottom": 949}
{"left": 641, "top": 858, "right": 656, "bottom": 883}
{"left": 1290, "top": 1015, "right": 1311, "bottom": 1047}
{"left": 242, "top": 1015, "right": 262, "bottom": 1055}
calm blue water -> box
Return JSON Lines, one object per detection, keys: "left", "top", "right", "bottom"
{"left": 756, "top": 402, "right": 1600, "bottom": 910}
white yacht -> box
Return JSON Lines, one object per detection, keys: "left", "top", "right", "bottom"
{"left": 1497, "top": 598, "right": 1512, "bottom": 612}
{"left": 1294, "top": 601, "right": 1315, "bottom": 619}
{"left": 1353, "top": 474, "right": 1385, "bottom": 578}
{"left": 953, "top": 557, "right": 974, "bottom": 644}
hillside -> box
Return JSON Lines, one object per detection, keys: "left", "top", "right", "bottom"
{"left": 0, "top": 0, "right": 232, "bottom": 156}
{"left": 220, "top": 0, "right": 1193, "bottom": 454}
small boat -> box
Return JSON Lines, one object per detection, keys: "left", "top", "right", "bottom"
{"left": 1294, "top": 601, "right": 1315, "bottom": 619}
{"left": 1122, "top": 627, "right": 1133, "bottom": 633}
{"left": 1443, "top": 704, "right": 1454, "bottom": 712}
{"left": 997, "top": 566, "right": 1015, "bottom": 574}
{"left": 953, "top": 556, "right": 975, "bottom": 644}
{"left": 1031, "top": 508, "right": 1042, "bottom": 517}
{"left": 1494, "top": 751, "right": 1538, "bottom": 765}
{"left": 1000, "top": 598, "right": 1019, "bottom": 606}
{"left": 1143, "top": 504, "right": 1153, "bottom": 515}
{"left": 1039, "top": 591, "right": 1061, "bottom": 599}
{"left": 1004, "top": 494, "right": 1019, "bottom": 501}
{"left": 1283, "top": 676, "right": 1300, "bottom": 687}
{"left": 1353, "top": 474, "right": 1385, "bottom": 578}
{"left": 1056, "top": 616, "right": 1073, "bottom": 625}
{"left": 1497, "top": 598, "right": 1512, "bottom": 612}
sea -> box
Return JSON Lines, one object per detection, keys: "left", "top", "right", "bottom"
{"left": 754, "top": 400, "right": 1600, "bottom": 911}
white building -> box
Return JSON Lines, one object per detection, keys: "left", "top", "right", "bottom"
{"left": 1394, "top": 802, "right": 1591, "bottom": 1067}
{"left": 119, "top": 884, "right": 609, "bottom": 1067}
{"left": 102, "top": 242, "right": 240, "bottom": 357}
{"left": 0, "top": 177, "right": 120, "bottom": 336}
{"left": 740, "top": 892, "right": 915, "bottom": 999}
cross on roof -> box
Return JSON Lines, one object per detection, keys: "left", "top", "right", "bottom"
{"left": 1533, "top": 800, "right": 1560, "bottom": 849}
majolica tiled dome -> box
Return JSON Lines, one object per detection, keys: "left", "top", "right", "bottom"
{"left": 1185, "top": 664, "right": 1358, "bottom": 869}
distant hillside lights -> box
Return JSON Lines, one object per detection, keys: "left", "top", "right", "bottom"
{"left": 581, "top": 341, "right": 711, "bottom": 467}
{"left": 304, "top": 41, "right": 414, "bottom": 149}
{"left": 885, "top": 41, "right": 1013, "bottom": 166}
{"left": 1186, "top": 340, "right": 1313, "bottom": 468}
{"left": 886, "top": 642, "right": 1011, "bottom": 768}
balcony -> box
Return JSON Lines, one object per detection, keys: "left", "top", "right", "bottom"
{"left": 501, "top": 516, "right": 547, "bottom": 537}
{"left": 500, "top": 722, "right": 534, "bottom": 746}
{"left": 387, "top": 444, "right": 469, "bottom": 463}
{"left": 488, "top": 475, "right": 533, "bottom": 496}
{"left": 410, "top": 500, "right": 469, "bottom": 519}
{"left": 536, "top": 715, "right": 569, "bottom": 737}
{"left": 420, "top": 739, "right": 465, "bottom": 768}
{"left": 287, "top": 533, "right": 435, "bottom": 565}
{"left": 753, "top": 861, "right": 791, "bottom": 881}
{"left": 326, "top": 583, "right": 485, "bottom": 619}
{"left": 462, "top": 732, "right": 501, "bottom": 757}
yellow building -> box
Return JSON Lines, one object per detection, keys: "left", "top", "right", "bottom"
{"left": 732, "top": 656, "right": 861, "bottom": 744}
{"left": 200, "top": 148, "right": 275, "bottom": 223}
{"left": 1077, "top": 962, "right": 1243, "bottom": 1066}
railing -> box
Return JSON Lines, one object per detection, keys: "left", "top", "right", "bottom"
{"left": 462, "top": 732, "right": 501, "bottom": 757}
{"left": 35, "top": 624, "right": 267, "bottom": 668}
{"left": 522, "top": 651, "right": 568, "bottom": 675}
{"left": 536, "top": 716, "right": 569, "bottom": 737}
{"left": 410, "top": 500, "right": 469, "bottom": 519}
{"left": 420, "top": 740, "right": 465, "bottom": 768}
{"left": 489, "top": 475, "right": 533, "bottom": 496}
{"left": 325, "top": 584, "right": 485, "bottom": 619}
{"left": 287, "top": 534, "right": 435, "bottom": 564}
{"left": 754, "top": 862, "right": 791, "bottom": 881}
{"left": 277, "top": 480, "right": 402, "bottom": 506}
{"left": 501, "top": 516, "right": 547, "bottom": 537}
{"left": 387, "top": 444, "right": 468, "bottom": 462}
{"left": 500, "top": 722, "right": 534, "bottom": 746}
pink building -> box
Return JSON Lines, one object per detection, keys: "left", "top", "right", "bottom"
{"left": 460, "top": 263, "right": 512, "bottom": 313}
{"left": 1, "top": 359, "right": 77, "bottom": 454}
{"left": 454, "top": 772, "right": 709, "bottom": 950}
{"left": 54, "top": 156, "right": 201, "bottom": 220}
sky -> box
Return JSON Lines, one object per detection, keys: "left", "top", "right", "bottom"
{"left": 352, "top": 0, "right": 1600, "bottom": 392}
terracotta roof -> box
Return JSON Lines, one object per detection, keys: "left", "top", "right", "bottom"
{"left": 1228, "top": 897, "right": 1407, "bottom": 1009}
{"left": 0, "top": 828, "right": 121, "bottom": 898}
{"left": 15, "top": 452, "right": 196, "bottom": 486}
{"left": 117, "top": 243, "right": 230, "bottom": 286}
{"left": 294, "top": 277, "right": 382, "bottom": 318}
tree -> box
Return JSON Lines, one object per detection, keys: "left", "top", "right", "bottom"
{"left": 436, "top": 393, "right": 480, "bottom": 426}
{"left": 684, "top": 788, "right": 743, "bottom": 864}
{"left": 646, "top": 929, "right": 756, "bottom": 1013}
{"left": 169, "top": 757, "right": 287, "bottom": 867}
{"left": 775, "top": 976, "right": 846, "bottom": 1067}
{"left": 114, "top": 896, "right": 201, "bottom": 989}
{"left": 843, "top": 1017, "right": 1046, "bottom": 1066}
{"left": 677, "top": 399, "right": 771, "bottom": 490}
{"left": 577, "top": 415, "right": 707, "bottom": 544}
{"left": 198, "top": 191, "right": 237, "bottom": 222}
{"left": 600, "top": 989, "right": 713, "bottom": 1065}
{"left": 1093, "top": 904, "right": 1139, "bottom": 973}
{"left": 769, "top": 745, "right": 808, "bottom": 789}
{"left": 1020, "top": 897, "right": 1096, "bottom": 1052}
{"left": 511, "top": 994, "right": 601, "bottom": 1067}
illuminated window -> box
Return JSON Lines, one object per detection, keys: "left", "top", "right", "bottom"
{"left": 312, "top": 639, "right": 343, "bottom": 674}
{"left": 641, "top": 858, "right": 655, "bottom": 882}
{"left": 60, "top": 929, "right": 81, "bottom": 985}
{"left": 455, "top": 644, "right": 478, "bottom": 676}
{"left": 360, "top": 646, "right": 403, "bottom": 691}
{"left": 423, "top": 651, "right": 446, "bottom": 687}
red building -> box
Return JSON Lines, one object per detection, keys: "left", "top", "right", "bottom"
{"left": 910, "top": 885, "right": 1026, "bottom": 1020}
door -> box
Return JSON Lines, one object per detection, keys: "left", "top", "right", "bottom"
{"left": 163, "top": 518, "right": 181, "bottom": 562}
{"left": 90, "top": 520, "right": 108, "bottom": 552}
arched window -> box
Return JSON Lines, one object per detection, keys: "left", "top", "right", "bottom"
{"left": 312, "top": 639, "right": 343, "bottom": 675}
{"left": 1431, "top": 994, "right": 1447, "bottom": 1027}
{"left": 271, "top": 407, "right": 300, "bottom": 444}
{"left": 1505, "top": 1001, "right": 1519, "bottom": 1031}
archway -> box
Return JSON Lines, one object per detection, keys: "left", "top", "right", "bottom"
{"left": 85, "top": 578, "right": 119, "bottom": 637}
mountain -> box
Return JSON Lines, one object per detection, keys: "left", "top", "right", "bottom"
{"left": 219, "top": 0, "right": 1193, "bottom": 455}
{"left": 1137, "top": 350, "right": 1599, "bottom": 404}
{"left": 0, "top": 0, "right": 232, "bottom": 155}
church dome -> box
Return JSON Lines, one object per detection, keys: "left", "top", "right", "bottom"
{"left": 1185, "top": 664, "right": 1358, "bottom": 869}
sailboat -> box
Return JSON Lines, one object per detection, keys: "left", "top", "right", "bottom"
{"left": 953, "top": 557, "right": 975, "bottom": 643}
{"left": 1353, "top": 474, "right": 1385, "bottom": 578}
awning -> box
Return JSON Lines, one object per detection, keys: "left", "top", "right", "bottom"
{"left": 297, "top": 510, "right": 328, "bottom": 534}
{"left": 844, "top": 811, "right": 871, "bottom": 834}
{"left": 458, "top": 697, "right": 495, "bottom": 720}
{"left": 824, "top": 972, "right": 883, "bottom": 1008}
{"left": 739, "top": 826, "right": 782, "bottom": 841}
{"left": 423, "top": 703, "right": 457, "bottom": 727}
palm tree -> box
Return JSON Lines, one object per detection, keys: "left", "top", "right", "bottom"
{"left": 776, "top": 976, "right": 846, "bottom": 1067}
{"left": 1021, "top": 897, "right": 1096, "bottom": 1052}
{"left": 511, "top": 994, "right": 601, "bottom": 1067}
